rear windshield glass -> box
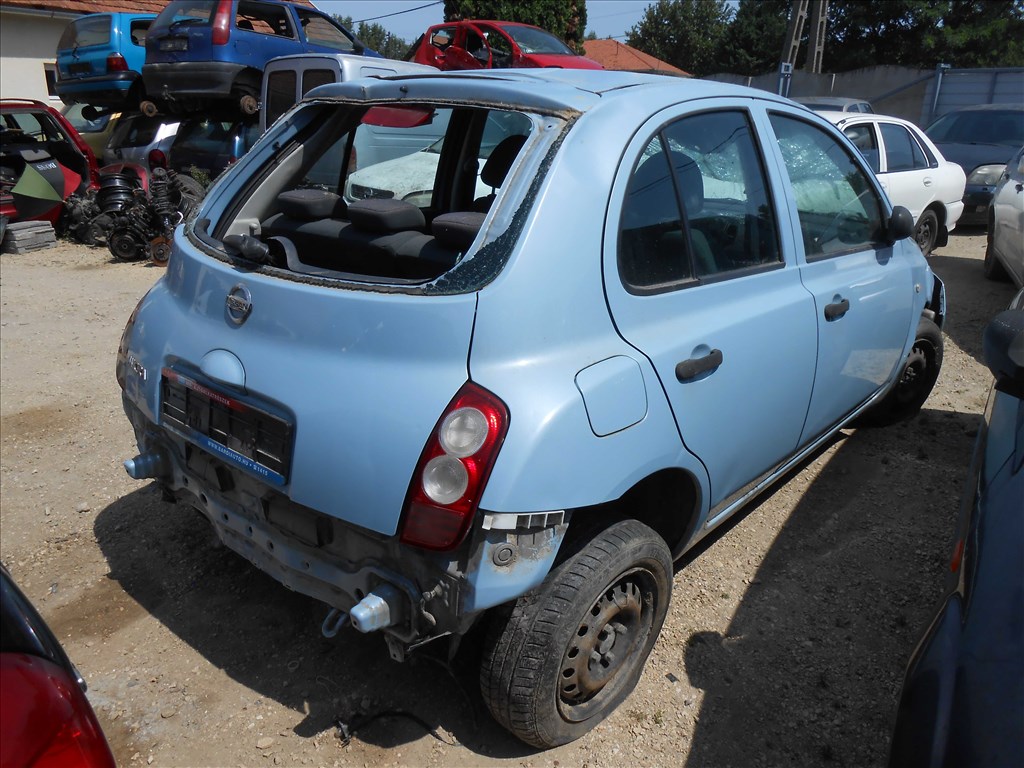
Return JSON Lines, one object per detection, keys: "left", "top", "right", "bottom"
{"left": 58, "top": 14, "right": 110, "bottom": 50}
{"left": 207, "top": 101, "right": 542, "bottom": 289}
{"left": 154, "top": 1, "right": 216, "bottom": 28}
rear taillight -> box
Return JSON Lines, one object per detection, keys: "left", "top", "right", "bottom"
{"left": 212, "top": 0, "right": 233, "bottom": 45}
{"left": 147, "top": 149, "right": 167, "bottom": 169}
{"left": 400, "top": 383, "right": 509, "bottom": 551}
{"left": 105, "top": 53, "right": 129, "bottom": 72}
{"left": 0, "top": 655, "right": 116, "bottom": 768}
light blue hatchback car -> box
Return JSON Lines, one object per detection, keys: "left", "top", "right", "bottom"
{"left": 117, "top": 69, "right": 946, "bottom": 748}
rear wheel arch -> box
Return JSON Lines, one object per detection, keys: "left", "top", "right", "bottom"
{"left": 560, "top": 467, "right": 700, "bottom": 562}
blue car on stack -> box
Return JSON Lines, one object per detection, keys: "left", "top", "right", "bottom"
{"left": 55, "top": 12, "right": 155, "bottom": 110}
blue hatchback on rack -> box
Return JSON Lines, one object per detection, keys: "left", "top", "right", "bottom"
{"left": 55, "top": 13, "right": 155, "bottom": 110}
{"left": 141, "top": 0, "right": 377, "bottom": 117}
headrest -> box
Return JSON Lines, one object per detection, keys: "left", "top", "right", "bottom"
{"left": 277, "top": 189, "right": 344, "bottom": 220}
{"left": 348, "top": 198, "right": 426, "bottom": 233}
{"left": 481, "top": 135, "right": 527, "bottom": 189}
{"left": 432, "top": 211, "right": 485, "bottom": 252}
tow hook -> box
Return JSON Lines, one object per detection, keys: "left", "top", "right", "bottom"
{"left": 321, "top": 608, "right": 349, "bottom": 639}
{"left": 349, "top": 583, "right": 404, "bottom": 633}
{"left": 123, "top": 450, "right": 167, "bottom": 480}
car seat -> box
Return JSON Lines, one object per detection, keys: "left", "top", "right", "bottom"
{"left": 472, "top": 135, "right": 527, "bottom": 212}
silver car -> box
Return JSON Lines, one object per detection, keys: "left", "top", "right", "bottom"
{"left": 102, "top": 113, "right": 179, "bottom": 174}
{"left": 985, "top": 145, "right": 1024, "bottom": 288}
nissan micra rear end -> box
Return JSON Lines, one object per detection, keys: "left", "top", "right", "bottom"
{"left": 118, "top": 70, "right": 944, "bottom": 747}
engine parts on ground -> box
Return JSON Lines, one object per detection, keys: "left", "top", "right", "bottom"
{"left": 61, "top": 166, "right": 204, "bottom": 265}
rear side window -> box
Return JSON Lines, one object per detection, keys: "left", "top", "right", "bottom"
{"left": 129, "top": 20, "right": 151, "bottom": 46}
{"left": 619, "top": 110, "right": 781, "bottom": 293}
{"left": 59, "top": 15, "right": 110, "bottom": 49}
{"left": 843, "top": 123, "right": 880, "bottom": 173}
{"left": 237, "top": 1, "right": 294, "bottom": 38}
{"left": 879, "top": 123, "right": 928, "bottom": 172}
{"left": 769, "top": 113, "right": 885, "bottom": 259}
{"left": 297, "top": 10, "right": 356, "bottom": 52}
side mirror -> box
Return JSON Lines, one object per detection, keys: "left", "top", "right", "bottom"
{"left": 983, "top": 308, "right": 1024, "bottom": 400}
{"left": 887, "top": 205, "right": 915, "bottom": 244}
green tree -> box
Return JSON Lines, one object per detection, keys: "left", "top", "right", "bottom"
{"left": 333, "top": 14, "right": 411, "bottom": 59}
{"left": 825, "top": 0, "right": 1024, "bottom": 71}
{"left": 625, "top": 0, "right": 733, "bottom": 76}
{"left": 442, "top": 0, "right": 588, "bottom": 50}
{"left": 713, "top": 0, "right": 791, "bottom": 75}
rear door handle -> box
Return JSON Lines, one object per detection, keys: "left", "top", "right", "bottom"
{"left": 824, "top": 298, "right": 850, "bottom": 321}
{"left": 676, "top": 349, "right": 723, "bottom": 381}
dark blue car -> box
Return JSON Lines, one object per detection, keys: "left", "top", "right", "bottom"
{"left": 888, "top": 289, "right": 1024, "bottom": 768}
{"left": 141, "top": 0, "right": 376, "bottom": 117}
{"left": 925, "top": 104, "right": 1024, "bottom": 227}
{"left": 55, "top": 12, "right": 155, "bottom": 109}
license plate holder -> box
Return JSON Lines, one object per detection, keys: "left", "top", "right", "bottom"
{"left": 159, "top": 38, "right": 188, "bottom": 52}
{"left": 160, "top": 369, "right": 293, "bottom": 486}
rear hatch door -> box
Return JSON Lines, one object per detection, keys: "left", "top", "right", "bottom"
{"left": 136, "top": 239, "right": 477, "bottom": 537}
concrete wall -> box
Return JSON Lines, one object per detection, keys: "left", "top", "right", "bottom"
{"left": 0, "top": 10, "right": 77, "bottom": 104}
{"left": 707, "top": 65, "right": 1024, "bottom": 128}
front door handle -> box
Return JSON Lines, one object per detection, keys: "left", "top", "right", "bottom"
{"left": 824, "top": 298, "right": 850, "bottom": 321}
{"left": 676, "top": 348, "right": 723, "bottom": 381}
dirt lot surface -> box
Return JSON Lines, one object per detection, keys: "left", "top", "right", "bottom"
{"left": 0, "top": 231, "right": 1015, "bottom": 768}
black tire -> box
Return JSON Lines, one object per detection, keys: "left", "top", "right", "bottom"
{"left": 479, "top": 519, "right": 672, "bottom": 748}
{"left": 857, "top": 316, "right": 943, "bottom": 427}
{"left": 914, "top": 209, "right": 939, "bottom": 255}
{"left": 983, "top": 225, "right": 1010, "bottom": 281}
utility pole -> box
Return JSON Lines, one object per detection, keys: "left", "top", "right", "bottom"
{"left": 778, "top": 0, "right": 828, "bottom": 95}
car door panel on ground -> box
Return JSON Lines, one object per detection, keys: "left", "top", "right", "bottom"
{"left": 766, "top": 111, "right": 916, "bottom": 444}
{"left": 605, "top": 105, "right": 818, "bottom": 511}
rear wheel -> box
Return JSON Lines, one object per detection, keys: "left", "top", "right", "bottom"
{"left": 480, "top": 519, "right": 672, "bottom": 748}
{"left": 914, "top": 209, "right": 939, "bottom": 255}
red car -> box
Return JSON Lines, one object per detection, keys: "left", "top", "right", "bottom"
{"left": 0, "top": 565, "right": 115, "bottom": 767}
{"left": 1, "top": 99, "right": 100, "bottom": 227}
{"left": 406, "top": 20, "right": 602, "bottom": 71}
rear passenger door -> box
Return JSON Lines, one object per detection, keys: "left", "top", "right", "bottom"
{"left": 605, "top": 105, "right": 818, "bottom": 513}
{"left": 766, "top": 111, "right": 916, "bottom": 444}
{"left": 877, "top": 120, "right": 936, "bottom": 221}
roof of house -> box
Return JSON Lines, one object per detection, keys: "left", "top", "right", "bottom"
{"left": 583, "top": 39, "right": 690, "bottom": 77}
{"left": 1, "top": 0, "right": 314, "bottom": 16}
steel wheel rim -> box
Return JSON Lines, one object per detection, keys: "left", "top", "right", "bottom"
{"left": 894, "top": 342, "right": 930, "bottom": 404}
{"left": 557, "top": 567, "right": 657, "bottom": 722}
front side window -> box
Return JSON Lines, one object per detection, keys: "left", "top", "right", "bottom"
{"left": 619, "top": 110, "right": 781, "bottom": 292}
{"left": 769, "top": 113, "right": 885, "bottom": 259}
{"left": 879, "top": 123, "right": 928, "bottom": 172}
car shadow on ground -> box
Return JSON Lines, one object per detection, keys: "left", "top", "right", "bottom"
{"left": 679, "top": 407, "right": 979, "bottom": 768}
{"left": 91, "top": 484, "right": 534, "bottom": 759}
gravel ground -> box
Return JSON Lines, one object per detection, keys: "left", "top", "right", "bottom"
{"left": 0, "top": 230, "right": 1014, "bottom": 767}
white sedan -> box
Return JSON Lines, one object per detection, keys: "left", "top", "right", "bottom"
{"left": 821, "top": 112, "right": 966, "bottom": 254}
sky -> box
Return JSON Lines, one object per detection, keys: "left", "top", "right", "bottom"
{"left": 310, "top": 1, "right": 659, "bottom": 43}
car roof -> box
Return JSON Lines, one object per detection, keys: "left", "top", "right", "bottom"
{"left": 941, "top": 102, "right": 1024, "bottom": 114}
{"left": 820, "top": 111, "right": 918, "bottom": 129}
{"left": 305, "top": 69, "right": 793, "bottom": 117}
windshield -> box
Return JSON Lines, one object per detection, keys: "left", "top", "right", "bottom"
{"left": 926, "top": 109, "right": 1024, "bottom": 147}
{"left": 497, "top": 24, "right": 574, "bottom": 55}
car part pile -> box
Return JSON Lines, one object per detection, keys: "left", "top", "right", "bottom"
{"left": 61, "top": 166, "right": 203, "bottom": 264}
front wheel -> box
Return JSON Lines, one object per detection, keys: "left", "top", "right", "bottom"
{"left": 857, "top": 316, "right": 943, "bottom": 427}
{"left": 479, "top": 519, "right": 672, "bottom": 748}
